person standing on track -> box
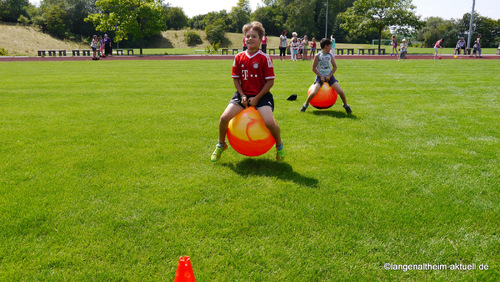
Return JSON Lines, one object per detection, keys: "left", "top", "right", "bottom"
{"left": 279, "top": 30, "right": 288, "bottom": 61}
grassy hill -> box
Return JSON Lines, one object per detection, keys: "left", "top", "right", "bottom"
{"left": 0, "top": 24, "right": 284, "bottom": 56}
{"left": 0, "top": 24, "right": 87, "bottom": 56}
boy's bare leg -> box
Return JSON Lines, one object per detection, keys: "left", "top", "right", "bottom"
{"left": 218, "top": 103, "right": 243, "bottom": 144}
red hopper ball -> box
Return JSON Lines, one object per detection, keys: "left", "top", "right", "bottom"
{"left": 227, "top": 107, "right": 276, "bottom": 157}
{"left": 308, "top": 83, "right": 338, "bottom": 109}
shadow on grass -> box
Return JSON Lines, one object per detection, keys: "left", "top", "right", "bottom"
{"left": 312, "top": 110, "right": 358, "bottom": 119}
{"left": 222, "top": 158, "right": 319, "bottom": 187}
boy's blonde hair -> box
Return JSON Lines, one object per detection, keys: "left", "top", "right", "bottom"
{"left": 242, "top": 21, "right": 265, "bottom": 39}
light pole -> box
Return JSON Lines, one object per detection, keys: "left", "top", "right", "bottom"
{"left": 467, "top": 0, "right": 475, "bottom": 50}
{"left": 325, "top": 0, "right": 329, "bottom": 39}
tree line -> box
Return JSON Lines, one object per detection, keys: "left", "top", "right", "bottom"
{"left": 1, "top": 0, "right": 499, "bottom": 49}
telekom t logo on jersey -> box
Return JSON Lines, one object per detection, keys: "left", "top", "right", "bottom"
{"left": 242, "top": 70, "right": 249, "bottom": 80}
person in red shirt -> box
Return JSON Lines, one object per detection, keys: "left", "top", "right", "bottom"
{"left": 261, "top": 33, "right": 268, "bottom": 53}
{"left": 242, "top": 36, "right": 247, "bottom": 51}
{"left": 211, "top": 21, "right": 285, "bottom": 163}
{"left": 434, "top": 38, "right": 443, "bottom": 59}
{"left": 309, "top": 37, "right": 317, "bottom": 60}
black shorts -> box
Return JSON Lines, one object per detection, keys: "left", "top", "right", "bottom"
{"left": 315, "top": 75, "right": 338, "bottom": 86}
{"left": 230, "top": 92, "right": 274, "bottom": 111}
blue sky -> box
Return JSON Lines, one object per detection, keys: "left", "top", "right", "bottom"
{"left": 29, "top": 0, "right": 500, "bottom": 20}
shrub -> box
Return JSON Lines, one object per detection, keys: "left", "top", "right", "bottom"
{"left": 205, "top": 42, "right": 220, "bottom": 54}
{"left": 184, "top": 30, "right": 202, "bottom": 47}
{"left": 31, "top": 15, "right": 45, "bottom": 27}
{"left": 0, "top": 48, "right": 9, "bottom": 56}
{"left": 18, "top": 15, "right": 30, "bottom": 26}
{"left": 205, "top": 18, "right": 226, "bottom": 46}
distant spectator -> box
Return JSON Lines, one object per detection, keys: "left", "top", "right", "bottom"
{"left": 242, "top": 35, "right": 247, "bottom": 51}
{"left": 98, "top": 36, "right": 104, "bottom": 57}
{"left": 279, "top": 30, "right": 288, "bottom": 61}
{"left": 391, "top": 34, "right": 398, "bottom": 57}
{"left": 104, "top": 34, "right": 112, "bottom": 57}
{"left": 261, "top": 33, "right": 268, "bottom": 53}
{"left": 454, "top": 37, "right": 467, "bottom": 55}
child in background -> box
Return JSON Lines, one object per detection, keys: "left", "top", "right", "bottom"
{"left": 398, "top": 38, "right": 407, "bottom": 61}
{"left": 330, "top": 35, "right": 336, "bottom": 57}
{"left": 289, "top": 32, "right": 299, "bottom": 61}
{"left": 310, "top": 37, "right": 317, "bottom": 60}
{"left": 300, "top": 38, "right": 351, "bottom": 113}
{"left": 91, "top": 35, "right": 99, "bottom": 60}
{"left": 475, "top": 33, "right": 482, "bottom": 58}
{"left": 298, "top": 37, "right": 304, "bottom": 60}
{"left": 470, "top": 39, "right": 479, "bottom": 58}
{"left": 98, "top": 36, "right": 104, "bottom": 57}
{"left": 391, "top": 35, "right": 398, "bottom": 56}
{"left": 211, "top": 21, "right": 285, "bottom": 163}
{"left": 434, "top": 38, "right": 443, "bottom": 59}
{"left": 302, "top": 35, "right": 309, "bottom": 60}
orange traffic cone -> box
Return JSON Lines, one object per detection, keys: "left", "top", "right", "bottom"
{"left": 174, "top": 256, "right": 195, "bottom": 282}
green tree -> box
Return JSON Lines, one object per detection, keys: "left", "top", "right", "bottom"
{"left": 188, "top": 14, "right": 206, "bottom": 30}
{"left": 284, "top": 0, "right": 316, "bottom": 37}
{"left": 339, "top": 0, "right": 421, "bottom": 52}
{"left": 86, "top": 0, "right": 167, "bottom": 55}
{"left": 188, "top": 11, "right": 229, "bottom": 31}
{"left": 457, "top": 13, "right": 500, "bottom": 48}
{"left": 38, "top": 0, "right": 97, "bottom": 38}
{"left": 0, "top": 0, "right": 30, "bottom": 23}
{"left": 415, "top": 17, "right": 456, "bottom": 47}
{"left": 203, "top": 10, "right": 230, "bottom": 28}
{"left": 65, "top": 0, "right": 98, "bottom": 38}
{"left": 228, "top": 0, "right": 251, "bottom": 32}
{"left": 44, "top": 4, "right": 69, "bottom": 38}
{"left": 205, "top": 17, "right": 227, "bottom": 46}
{"left": 251, "top": 6, "right": 283, "bottom": 36}
{"left": 164, "top": 5, "right": 188, "bottom": 30}
{"left": 27, "top": 3, "right": 45, "bottom": 27}
{"left": 251, "top": 0, "right": 355, "bottom": 40}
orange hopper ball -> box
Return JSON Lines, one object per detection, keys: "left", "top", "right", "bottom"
{"left": 308, "top": 82, "right": 338, "bottom": 109}
{"left": 227, "top": 107, "right": 276, "bottom": 157}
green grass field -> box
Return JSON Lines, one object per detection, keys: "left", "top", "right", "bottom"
{"left": 0, "top": 58, "right": 498, "bottom": 280}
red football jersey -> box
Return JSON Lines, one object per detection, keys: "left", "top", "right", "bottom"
{"left": 231, "top": 50, "right": 275, "bottom": 96}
